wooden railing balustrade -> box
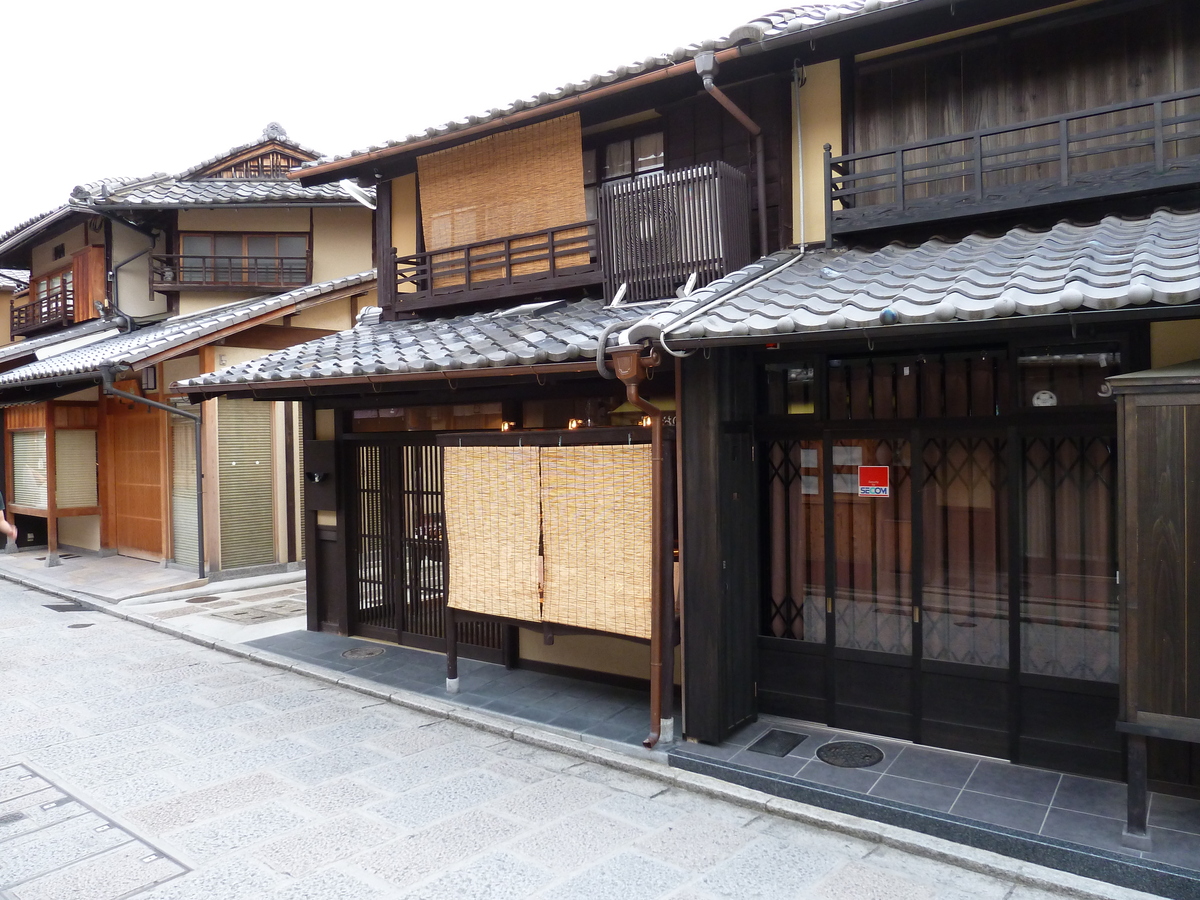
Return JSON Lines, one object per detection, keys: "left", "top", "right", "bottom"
{"left": 150, "top": 253, "right": 312, "bottom": 290}
{"left": 826, "top": 85, "right": 1200, "bottom": 238}
{"left": 11, "top": 287, "right": 73, "bottom": 336}
{"left": 393, "top": 221, "right": 600, "bottom": 310}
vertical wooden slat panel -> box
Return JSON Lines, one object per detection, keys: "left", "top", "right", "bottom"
{"left": 217, "top": 399, "right": 276, "bottom": 569}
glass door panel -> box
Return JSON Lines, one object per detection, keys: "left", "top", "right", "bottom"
{"left": 764, "top": 440, "right": 825, "bottom": 643}
{"left": 832, "top": 438, "right": 912, "bottom": 655}
{"left": 922, "top": 437, "right": 1009, "bottom": 668}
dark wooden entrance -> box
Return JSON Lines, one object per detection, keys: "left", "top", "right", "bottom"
{"left": 348, "top": 435, "right": 504, "bottom": 662}
{"left": 757, "top": 350, "right": 1125, "bottom": 778}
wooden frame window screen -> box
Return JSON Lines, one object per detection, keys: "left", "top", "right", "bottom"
{"left": 217, "top": 399, "right": 276, "bottom": 569}
{"left": 417, "top": 114, "right": 587, "bottom": 252}
{"left": 443, "top": 447, "right": 542, "bottom": 621}
{"left": 55, "top": 430, "right": 98, "bottom": 509}
{"left": 443, "top": 442, "right": 653, "bottom": 640}
{"left": 11, "top": 431, "right": 47, "bottom": 509}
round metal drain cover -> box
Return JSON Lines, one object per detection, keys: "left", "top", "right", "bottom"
{"left": 816, "top": 741, "right": 884, "bottom": 768}
{"left": 185, "top": 596, "right": 221, "bottom": 604}
{"left": 67, "top": 623, "right": 93, "bottom": 629}
{"left": 341, "top": 646, "right": 384, "bottom": 660}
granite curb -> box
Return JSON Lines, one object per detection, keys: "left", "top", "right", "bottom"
{"left": 0, "top": 567, "right": 1158, "bottom": 900}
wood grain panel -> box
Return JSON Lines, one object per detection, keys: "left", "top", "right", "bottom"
{"left": 7, "top": 404, "right": 47, "bottom": 430}
{"left": 107, "top": 399, "right": 164, "bottom": 559}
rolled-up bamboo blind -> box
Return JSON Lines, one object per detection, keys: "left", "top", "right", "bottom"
{"left": 541, "top": 444, "right": 653, "bottom": 640}
{"left": 443, "top": 446, "right": 542, "bottom": 621}
{"left": 417, "top": 114, "right": 587, "bottom": 267}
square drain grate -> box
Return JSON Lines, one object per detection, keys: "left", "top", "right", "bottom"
{"left": 747, "top": 729, "right": 809, "bottom": 757}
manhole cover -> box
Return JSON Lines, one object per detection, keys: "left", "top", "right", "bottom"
{"left": 816, "top": 741, "right": 884, "bottom": 768}
{"left": 747, "top": 729, "right": 808, "bottom": 757}
{"left": 341, "top": 647, "right": 384, "bottom": 660}
{"left": 67, "top": 623, "right": 93, "bottom": 629}
{"left": 185, "top": 595, "right": 221, "bottom": 604}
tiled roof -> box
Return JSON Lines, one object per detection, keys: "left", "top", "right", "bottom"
{"left": 302, "top": 1, "right": 920, "bottom": 171}
{"left": 179, "top": 297, "right": 670, "bottom": 390}
{"left": 0, "top": 128, "right": 371, "bottom": 254}
{"left": 631, "top": 209, "right": 1200, "bottom": 344}
{"left": 0, "top": 317, "right": 115, "bottom": 368}
{"left": 0, "top": 269, "right": 28, "bottom": 291}
{"left": 0, "top": 271, "right": 376, "bottom": 392}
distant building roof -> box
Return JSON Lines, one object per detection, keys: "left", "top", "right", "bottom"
{"left": 0, "top": 269, "right": 28, "bottom": 291}
{"left": 0, "top": 270, "right": 376, "bottom": 402}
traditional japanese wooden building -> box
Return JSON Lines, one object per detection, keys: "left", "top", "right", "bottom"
{"left": 180, "top": 0, "right": 1200, "bottom": 793}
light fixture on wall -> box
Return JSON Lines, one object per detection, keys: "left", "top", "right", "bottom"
{"left": 500, "top": 421, "right": 515, "bottom": 432}
{"left": 639, "top": 415, "right": 653, "bottom": 427}
{"left": 568, "top": 418, "right": 582, "bottom": 430}
{"left": 140, "top": 367, "right": 157, "bottom": 392}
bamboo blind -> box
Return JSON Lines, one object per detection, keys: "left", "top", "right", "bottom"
{"left": 443, "top": 446, "right": 542, "bottom": 621}
{"left": 417, "top": 114, "right": 588, "bottom": 280}
{"left": 541, "top": 445, "right": 653, "bottom": 639}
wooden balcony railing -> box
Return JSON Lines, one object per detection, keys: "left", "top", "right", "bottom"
{"left": 393, "top": 221, "right": 600, "bottom": 310}
{"left": 826, "top": 85, "right": 1200, "bottom": 238}
{"left": 11, "top": 288, "right": 72, "bottom": 337}
{"left": 150, "top": 254, "right": 312, "bottom": 291}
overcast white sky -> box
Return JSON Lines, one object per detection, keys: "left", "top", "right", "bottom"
{"left": 2, "top": 0, "right": 774, "bottom": 236}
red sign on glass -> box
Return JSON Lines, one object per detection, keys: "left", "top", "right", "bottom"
{"left": 858, "top": 466, "right": 890, "bottom": 498}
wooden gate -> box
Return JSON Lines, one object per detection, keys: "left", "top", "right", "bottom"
{"left": 349, "top": 436, "right": 504, "bottom": 661}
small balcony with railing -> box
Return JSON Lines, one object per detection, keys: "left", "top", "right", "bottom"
{"left": 11, "top": 279, "right": 73, "bottom": 337}
{"left": 825, "top": 87, "right": 1200, "bottom": 239}
{"left": 391, "top": 161, "right": 753, "bottom": 311}
{"left": 150, "top": 253, "right": 312, "bottom": 292}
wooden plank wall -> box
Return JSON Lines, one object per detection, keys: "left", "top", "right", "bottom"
{"left": 663, "top": 75, "right": 794, "bottom": 253}
{"left": 854, "top": 0, "right": 1200, "bottom": 185}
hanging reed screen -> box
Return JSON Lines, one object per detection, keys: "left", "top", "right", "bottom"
{"left": 541, "top": 444, "right": 653, "bottom": 640}
{"left": 443, "top": 446, "right": 542, "bottom": 621}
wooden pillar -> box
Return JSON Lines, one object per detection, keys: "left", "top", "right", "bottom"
{"left": 375, "top": 179, "right": 395, "bottom": 314}
{"left": 45, "top": 402, "right": 58, "bottom": 567}
{"left": 1123, "top": 733, "right": 1151, "bottom": 848}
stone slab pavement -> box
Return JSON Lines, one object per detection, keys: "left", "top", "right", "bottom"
{"left": 0, "top": 579, "right": 1162, "bottom": 900}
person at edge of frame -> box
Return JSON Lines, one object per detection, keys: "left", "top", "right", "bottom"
{"left": 0, "top": 492, "right": 16, "bottom": 542}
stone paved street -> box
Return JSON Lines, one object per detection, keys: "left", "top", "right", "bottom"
{"left": 0, "top": 580, "right": 1156, "bottom": 900}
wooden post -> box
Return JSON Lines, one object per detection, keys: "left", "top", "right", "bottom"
{"left": 1123, "top": 733, "right": 1152, "bottom": 849}
{"left": 45, "top": 402, "right": 58, "bottom": 567}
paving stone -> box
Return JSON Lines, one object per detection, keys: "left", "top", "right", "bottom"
{"left": 267, "top": 867, "right": 390, "bottom": 900}
{"left": 239, "top": 702, "right": 361, "bottom": 740}
{"left": 813, "top": 859, "right": 933, "bottom": 900}
{"left": 0, "top": 811, "right": 131, "bottom": 885}
{"left": 850, "top": 846, "right": 1013, "bottom": 900}
{"left": 490, "top": 773, "right": 613, "bottom": 822}
{"left": 592, "top": 790, "right": 687, "bottom": 829}
{"left": 254, "top": 813, "right": 397, "bottom": 876}
{"left": 372, "top": 769, "right": 514, "bottom": 829}
{"left": 546, "top": 850, "right": 688, "bottom": 900}
{"left": 128, "top": 772, "right": 290, "bottom": 831}
{"left": 276, "top": 746, "right": 392, "bottom": 786}
{"left": 290, "top": 778, "right": 385, "bottom": 817}
{"left": 64, "top": 746, "right": 188, "bottom": 788}
{"left": 356, "top": 811, "right": 525, "bottom": 887}
{"left": 404, "top": 850, "right": 550, "bottom": 900}
{"left": 134, "top": 856, "right": 282, "bottom": 900}
{"left": 172, "top": 801, "right": 308, "bottom": 861}
{"left": 699, "top": 835, "right": 850, "bottom": 899}
{"left": 300, "top": 715, "right": 406, "bottom": 749}
{"left": 515, "top": 809, "right": 643, "bottom": 870}
{"left": 636, "top": 812, "right": 760, "bottom": 870}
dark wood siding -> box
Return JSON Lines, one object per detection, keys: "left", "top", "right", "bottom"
{"left": 854, "top": 0, "right": 1200, "bottom": 157}
{"left": 664, "top": 75, "right": 794, "bottom": 253}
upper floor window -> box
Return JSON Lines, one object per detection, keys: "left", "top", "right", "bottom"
{"left": 583, "top": 131, "right": 664, "bottom": 219}
{"left": 176, "top": 233, "right": 309, "bottom": 287}
{"left": 33, "top": 267, "right": 74, "bottom": 317}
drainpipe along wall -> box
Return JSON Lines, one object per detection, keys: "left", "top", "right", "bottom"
{"left": 99, "top": 365, "right": 205, "bottom": 579}
{"left": 611, "top": 346, "right": 673, "bottom": 748}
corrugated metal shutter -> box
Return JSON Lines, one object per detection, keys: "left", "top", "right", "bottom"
{"left": 296, "top": 419, "right": 305, "bottom": 561}
{"left": 218, "top": 399, "right": 275, "bottom": 569}
{"left": 12, "top": 431, "right": 47, "bottom": 508}
{"left": 55, "top": 430, "right": 98, "bottom": 508}
{"left": 171, "top": 412, "right": 198, "bottom": 567}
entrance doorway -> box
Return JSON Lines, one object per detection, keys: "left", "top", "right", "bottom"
{"left": 760, "top": 424, "right": 1119, "bottom": 778}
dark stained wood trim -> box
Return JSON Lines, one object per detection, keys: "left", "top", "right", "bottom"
{"left": 229, "top": 324, "right": 337, "bottom": 351}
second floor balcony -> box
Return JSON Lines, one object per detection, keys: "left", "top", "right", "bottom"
{"left": 826, "top": 86, "right": 1200, "bottom": 239}
{"left": 11, "top": 285, "right": 73, "bottom": 337}
{"left": 392, "top": 161, "right": 752, "bottom": 310}
{"left": 150, "top": 253, "right": 312, "bottom": 292}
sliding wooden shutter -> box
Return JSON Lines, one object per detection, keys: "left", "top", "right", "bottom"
{"left": 217, "top": 399, "right": 275, "bottom": 569}
{"left": 171, "top": 412, "right": 199, "bottom": 567}
{"left": 11, "top": 431, "right": 47, "bottom": 509}
{"left": 54, "top": 430, "right": 97, "bottom": 508}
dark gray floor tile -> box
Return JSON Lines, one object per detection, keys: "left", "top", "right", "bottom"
{"left": 1040, "top": 807, "right": 1135, "bottom": 855}
{"left": 796, "top": 758, "right": 883, "bottom": 793}
{"left": 547, "top": 711, "right": 600, "bottom": 733}
{"left": 513, "top": 704, "right": 565, "bottom": 725}
{"left": 950, "top": 790, "right": 1047, "bottom": 833}
{"left": 868, "top": 774, "right": 962, "bottom": 812}
{"left": 1144, "top": 825, "right": 1200, "bottom": 871}
{"left": 481, "top": 697, "right": 530, "bottom": 717}
{"left": 964, "top": 759, "right": 1061, "bottom": 804}
{"left": 1148, "top": 791, "right": 1200, "bottom": 836}
{"left": 884, "top": 746, "right": 978, "bottom": 789}
{"left": 728, "top": 748, "right": 807, "bottom": 778}
{"left": 528, "top": 692, "right": 587, "bottom": 715}
{"left": 723, "top": 719, "right": 777, "bottom": 748}
{"left": 1051, "top": 774, "right": 1127, "bottom": 820}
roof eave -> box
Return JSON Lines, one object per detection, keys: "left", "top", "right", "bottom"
{"left": 0, "top": 207, "right": 80, "bottom": 265}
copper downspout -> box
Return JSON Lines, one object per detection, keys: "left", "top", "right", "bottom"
{"left": 611, "top": 346, "right": 666, "bottom": 748}
{"left": 695, "top": 51, "right": 769, "bottom": 260}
